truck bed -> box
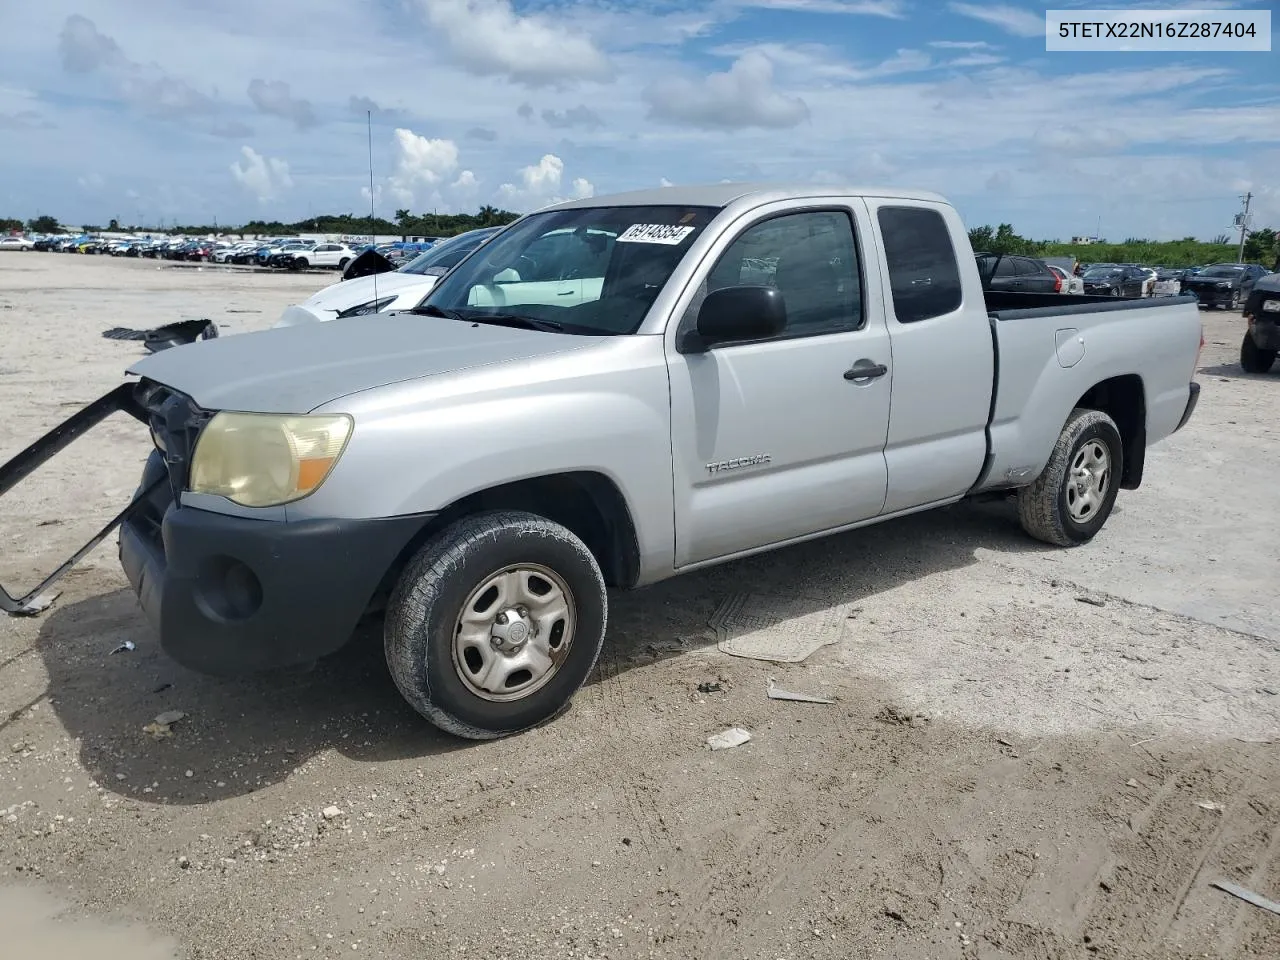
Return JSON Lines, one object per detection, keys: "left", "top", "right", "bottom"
{"left": 984, "top": 290, "right": 1198, "bottom": 319}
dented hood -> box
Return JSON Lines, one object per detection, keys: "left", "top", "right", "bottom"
{"left": 127, "top": 312, "right": 590, "bottom": 414}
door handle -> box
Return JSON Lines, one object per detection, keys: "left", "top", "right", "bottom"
{"left": 844, "top": 361, "right": 888, "bottom": 381}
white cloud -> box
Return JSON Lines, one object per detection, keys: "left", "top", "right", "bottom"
{"left": 659, "top": 177, "right": 674, "bottom": 187}
{"left": 643, "top": 51, "right": 810, "bottom": 130}
{"left": 247, "top": 79, "right": 317, "bottom": 130}
{"left": 542, "top": 104, "right": 605, "bottom": 131}
{"left": 929, "top": 40, "right": 997, "bottom": 50}
{"left": 57, "top": 15, "right": 216, "bottom": 119}
{"left": 230, "top": 146, "right": 292, "bottom": 202}
{"left": 418, "top": 0, "right": 614, "bottom": 87}
{"left": 387, "top": 127, "right": 461, "bottom": 206}
{"left": 77, "top": 172, "right": 104, "bottom": 191}
{"left": 948, "top": 53, "right": 1005, "bottom": 68}
{"left": 736, "top": 0, "right": 906, "bottom": 15}
{"left": 498, "top": 154, "right": 594, "bottom": 209}
{"left": 948, "top": 2, "right": 1045, "bottom": 38}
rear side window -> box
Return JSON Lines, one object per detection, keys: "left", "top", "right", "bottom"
{"left": 877, "top": 206, "right": 963, "bottom": 324}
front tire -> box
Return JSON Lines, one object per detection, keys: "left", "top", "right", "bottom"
{"left": 1241, "top": 332, "right": 1277, "bottom": 374}
{"left": 385, "top": 511, "right": 607, "bottom": 740}
{"left": 1017, "top": 409, "right": 1123, "bottom": 547}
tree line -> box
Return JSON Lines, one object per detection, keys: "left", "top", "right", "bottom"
{"left": 967, "top": 223, "right": 1280, "bottom": 268}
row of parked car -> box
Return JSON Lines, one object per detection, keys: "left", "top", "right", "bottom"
{"left": 3, "top": 232, "right": 446, "bottom": 272}
{"left": 973, "top": 251, "right": 1273, "bottom": 310}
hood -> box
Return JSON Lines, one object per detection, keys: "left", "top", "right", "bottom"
{"left": 301, "top": 271, "right": 437, "bottom": 312}
{"left": 127, "top": 313, "right": 594, "bottom": 414}
{"left": 1253, "top": 272, "right": 1280, "bottom": 294}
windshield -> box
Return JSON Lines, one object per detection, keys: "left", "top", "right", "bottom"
{"left": 1084, "top": 268, "right": 1121, "bottom": 278}
{"left": 400, "top": 229, "right": 498, "bottom": 276}
{"left": 1199, "top": 265, "right": 1243, "bottom": 277}
{"left": 422, "top": 205, "right": 719, "bottom": 335}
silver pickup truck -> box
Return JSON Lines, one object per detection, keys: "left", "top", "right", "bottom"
{"left": 1, "top": 184, "right": 1203, "bottom": 739}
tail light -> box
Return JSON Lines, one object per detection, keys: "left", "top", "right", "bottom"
{"left": 1194, "top": 326, "right": 1204, "bottom": 375}
{"left": 1053, "top": 272, "right": 1062, "bottom": 293}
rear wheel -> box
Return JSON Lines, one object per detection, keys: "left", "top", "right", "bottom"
{"left": 1241, "top": 332, "right": 1277, "bottom": 374}
{"left": 1017, "top": 409, "right": 1123, "bottom": 547}
{"left": 338, "top": 257, "right": 350, "bottom": 271}
{"left": 385, "top": 511, "right": 607, "bottom": 740}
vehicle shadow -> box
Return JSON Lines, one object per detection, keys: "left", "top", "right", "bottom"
{"left": 35, "top": 496, "right": 1052, "bottom": 805}
{"left": 1198, "top": 361, "right": 1278, "bottom": 381}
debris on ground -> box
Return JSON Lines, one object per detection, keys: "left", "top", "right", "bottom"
{"left": 102, "top": 318, "right": 218, "bottom": 353}
{"left": 710, "top": 592, "right": 854, "bottom": 662}
{"left": 707, "top": 727, "right": 752, "bottom": 751}
{"left": 766, "top": 679, "right": 834, "bottom": 704}
{"left": 10, "top": 590, "right": 60, "bottom": 616}
{"left": 321, "top": 806, "right": 344, "bottom": 820}
{"left": 1211, "top": 879, "right": 1280, "bottom": 916}
{"left": 1076, "top": 596, "right": 1107, "bottom": 607}
{"left": 142, "top": 710, "right": 187, "bottom": 739}
{"left": 696, "top": 681, "right": 724, "bottom": 694}
{"left": 109, "top": 640, "right": 136, "bottom": 655}
{"left": 1196, "top": 801, "right": 1224, "bottom": 812}
{"left": 874, "top": 705, "right": 921, "bottom": 726}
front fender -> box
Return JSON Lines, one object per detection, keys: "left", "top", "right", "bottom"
{"left": 293, "top": 343, "right": 675, "bottom": 573}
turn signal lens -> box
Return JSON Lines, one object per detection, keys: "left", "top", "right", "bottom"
{"left": 189, "top": 412, "right": 353, "bottom": 507}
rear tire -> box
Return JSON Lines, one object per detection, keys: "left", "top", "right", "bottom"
{"left": 1017, "top": 409, "right": 1123, "bottom": 547}
{"left": 1241, "top": 332, "right": 1277, "bottom": 374}
{"left": 384, "top": 511, "right": 607, "bottom": 740}
{"left": 338, "top": 258, "right": 350, "bottom": 271}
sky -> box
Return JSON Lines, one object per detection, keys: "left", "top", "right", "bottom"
{"left": 1, "top": 0, "right": 1277, "bottom": 241}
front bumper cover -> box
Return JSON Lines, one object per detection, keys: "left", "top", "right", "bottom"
{"left": 119, "top": 450, "right": 430, "bottom": 674}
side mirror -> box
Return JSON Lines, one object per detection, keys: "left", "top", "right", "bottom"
{"left": 681, "top": 285, "right": 786, "bottom": 353}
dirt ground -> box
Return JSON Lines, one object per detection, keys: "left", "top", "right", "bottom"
{"left": 1, "top": 253, "right": 1277, "bottom": 960}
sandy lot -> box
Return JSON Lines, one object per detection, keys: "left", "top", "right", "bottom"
{"left": 1, "top": 253, "right": 1278, "bottom": 960}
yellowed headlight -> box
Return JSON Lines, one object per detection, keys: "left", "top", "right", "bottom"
{"left": 189, "top": 412, "right": 353, "bottom": 507}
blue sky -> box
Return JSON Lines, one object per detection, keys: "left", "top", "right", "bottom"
{"left": 1, "top": 0, "right": 1276, "bottom": 240}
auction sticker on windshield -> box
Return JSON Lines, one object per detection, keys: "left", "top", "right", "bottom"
{"left": 616, "top": 224, "right": 696, "bottom": 245}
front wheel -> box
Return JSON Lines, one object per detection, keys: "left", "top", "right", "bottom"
{"left": 1241, "top": 332, "right": 1277, "bottom": 374}
{"left": 1017, "top": 409, "right": 1123, "bottom": 547}
{"left": 385, "top": 511, "right": 607, "bottom": 740}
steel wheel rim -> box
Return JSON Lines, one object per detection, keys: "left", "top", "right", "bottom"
{"left": 451, "top": 563, "right": 576, "bottom": 702}
{"left": 1066, "top": 439, "right": 1111, "bottom": 523}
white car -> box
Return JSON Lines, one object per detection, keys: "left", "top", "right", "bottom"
{"left": 274, "top": 227, "right": 501, "bottom": 327}
{"left": 288, "top": 243, "right": 359, "bottom": 270}
{"left": 213, "top": 241, "right": 257, "bottom": 264}
{"left": 1047, "top": 263, "right": 1084, "bottom": 295}
{"left": 0, "top": 236, "right": 35, "bottom": 251}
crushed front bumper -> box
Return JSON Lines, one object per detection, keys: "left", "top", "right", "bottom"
{"left": 4, "top": 379, "right": 429, "bottom": 672}
{"left": 118, "top": 452, "right": 428, "bottom": 674}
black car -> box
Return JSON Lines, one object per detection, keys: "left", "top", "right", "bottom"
{"left": 1180, "top": 262, "right": 1269, "bottom": 310}
{"left": 1241, "top": 271, "right": 1280, "bottom": 373}
{"left": 975, "top": 253, "right": 1062, "bottom": 293}
{"left": 1080, "top": 264, "right": 1146, "bottom": 297}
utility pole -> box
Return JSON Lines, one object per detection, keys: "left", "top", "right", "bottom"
{"left": 1236, "top": 191, "right": 1252, "bottom": 262}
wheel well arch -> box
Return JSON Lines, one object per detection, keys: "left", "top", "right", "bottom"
{"left": 1074, "top": 374, "right": 1145, "bottom": 489}
{"left": 372, "top": 472, "right": 642, "bottom": 608}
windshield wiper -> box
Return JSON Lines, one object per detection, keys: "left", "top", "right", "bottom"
{"left": 467, "top": 313, "right": 565, "bottom": 333}
{"left": 409, "top": 303, "right": 467, "bottom": 321}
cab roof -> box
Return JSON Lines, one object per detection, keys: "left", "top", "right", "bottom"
{"left": 542, "top": 181, "right": 949, "bottom": 212}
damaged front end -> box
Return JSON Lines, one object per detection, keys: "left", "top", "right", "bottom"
{"left": 0, "top": 378, "right": 209, "bottom": 616}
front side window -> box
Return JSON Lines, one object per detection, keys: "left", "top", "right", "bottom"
{"left": 878, "top": 206, "right": 963, "bottom": 324}
{"left": 704, "top": 209, "right": 862, "bottom": 336}
{"left": 424, "top": 205, "right": 718, "bottom": 335}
